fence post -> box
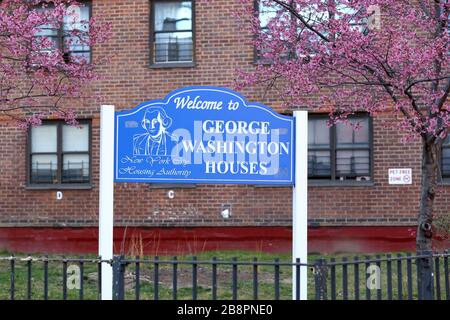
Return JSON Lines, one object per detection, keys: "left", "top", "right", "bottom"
{"left": 418, "top": 250, "right": 434, "bottom": 300}
{"left": 112, "top": 256, "right": 125, "bottom": 300}
{"left": 314, "top": 259, "right": 328, "bottom": 300}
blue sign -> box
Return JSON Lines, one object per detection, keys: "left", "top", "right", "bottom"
{"left": 114, "top": 86, "right": 294, "bottom": 185}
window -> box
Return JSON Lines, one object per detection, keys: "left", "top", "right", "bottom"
{"left": 255, "top": 1, "right": 368, "bottom": 61}
{"left": 258, "top": 1, "right": 279, "bottom": 34}
{"left": 308, "top": 117, "right": 332, "bottom": 178}
{"left": 35, "top": 1, "right": 92, "bottom": 62}
{"left": 255, "top": 0, "right": 292, "bottom": 62}
{"left": 151, "top": 1, "right": 194, "bottom": 65}
{"left": 308, "top": 114, "right": 372, "bottom": 182}
{"left": 28, "top": 121, "right": 91, "bottom": 187}
{"left": 334, "top": 3, "right": 368, "bottom": 34}
{"left": 441, "top": 135, "right": 450, "bottom": 179}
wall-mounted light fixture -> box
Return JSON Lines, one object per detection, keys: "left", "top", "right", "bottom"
{"left": 221, "top": 204, "right": 232, "bottom": 219}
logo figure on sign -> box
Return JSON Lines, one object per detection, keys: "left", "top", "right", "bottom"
{"left": 133, "top": 107, "right": 177, "bottom": 156}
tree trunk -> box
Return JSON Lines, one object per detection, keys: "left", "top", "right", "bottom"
{"left": 417, "top": 139, "right": 437, "bottom": 250}
{"left": 416, "top": 138, "right": 438, "bottom": 299}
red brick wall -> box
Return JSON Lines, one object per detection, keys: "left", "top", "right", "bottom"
{"left": 0, "top": 0, "right": 448, "bottom": 229}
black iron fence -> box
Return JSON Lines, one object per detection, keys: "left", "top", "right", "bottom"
{"left": 0, "top": 256, "right": 102, "bottom": 300}
{"left": 0, "top": 251, "right": 448, "bottom": 300}
{"left": 311, "top": 251, "right": 449, "bottom": 300}
{"left": 112, "top": 256, "right": 304, "bottom": 300}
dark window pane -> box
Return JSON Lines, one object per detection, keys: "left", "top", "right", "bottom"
{"left": 308, "top": 118, "right": 331, "bottom": 178}
{"left": 444, "top": 135, "right": 450, "bottom": 146}
{"left": 34, "top": 8, "right": 59, "bottom": 51}
{"left": 35, "top": 34, "right": 59, "bottom": 52}
{"left": 257, "top": 1, "right": 296, "bottom": 61}
{"left": 335, "top": 3, "right": 368, "bottom": 32}
{"left": 62, "top": 154, "right": 90, "bottom": 183}
{"left": 308, "top": 118, "right": 330, "bottom": 147}
{"left": 442, "top": 148, "right": 450, "bottom": 176}
{"left": 63, "top": 4, "right": 91, "bottom": 61}
{"left": 154, "top": 32, "right": 193, "bottom": 62}
{"left": 31, "top": 155, "right": 58, "bottom": 184}
{"left": 336, "top": 117, "right": 370, "bottom": 180}
{"left": 308, "top": 150, "right": 331, "bottom": 178}
{"left": 336, "top": 150, "right": 370, "bottom": 178}
{"left": 442, "top": 135, "right": 450, "bottom": 177}
{"left": 68, "top": 51, "right": 91, "bottom": 62}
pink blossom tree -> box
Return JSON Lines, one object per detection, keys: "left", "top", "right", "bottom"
{"left": 238, "top": 0, "right": 449, "bottom": 298}
{"left": 238, "top": 0, "right": 449, "bottom": 248}
{"left": 0, "top": 0, "right": 111, "bottom": 127}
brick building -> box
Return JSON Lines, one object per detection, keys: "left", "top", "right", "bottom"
{"left": 0, "top": 0, "right": 448, "bottom": 254}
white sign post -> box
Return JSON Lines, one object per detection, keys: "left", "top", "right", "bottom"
{"left": 292, "top": 110, "right": 308, "bottom": 300}
{"left": 99, "top": 105, "right": 115, "bottom": 300}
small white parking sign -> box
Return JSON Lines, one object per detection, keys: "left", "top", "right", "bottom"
{"left": 388, "top": 168, "right": 412, "bottom": 185}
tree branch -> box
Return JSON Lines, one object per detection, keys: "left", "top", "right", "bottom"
{"left": 437, "top": 78, "right": 450, "bottom": 111}
{"left": 406, "top": 76, "right": 450, "bottom": 93}
{"left": 270, "top": 0, "right": 331, "bottom": 42}
{"left": 318, "top": 81, "right": 390, "bottom": 88}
